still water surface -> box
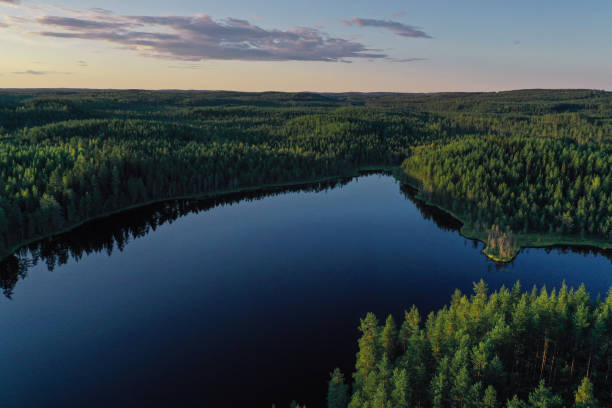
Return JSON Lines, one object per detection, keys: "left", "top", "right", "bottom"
{"left": 0, "top": 174, "right": 610, "bottom": 407}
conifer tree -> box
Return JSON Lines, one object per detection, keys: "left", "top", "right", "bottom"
{"left": 398, "top": 306, "right": 420, "bottom": 350}
{"left": 528, "top": 380, "right": 563, "bottom": 408}
{"left": 574, "top": 377, "right": 598, "bottom": 408}
{"left": 353, "top": 313, "right": 381, "bottom": 391}
{"left": 390, "top": 368, "right": 410, "bottom": 408}
{"left": 430, "top": 357, "right": 451, "bottom": 408}
{"left": 482, "top": 385, "right": 497, "bottom": 408}
{"left": 451, "top": 366, "right": 472, "bottom": 407}
{"left": 380, "top": 315, "right": 398, "bottom": 360}
{"left": 506, "top": 395, "right": 527, "bottom": 408}
{"left": 327, "top": 368, "right": 349, "bottom": 408}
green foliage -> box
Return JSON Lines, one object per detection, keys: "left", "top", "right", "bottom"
{"left": 1, "top": 89, "right": 610, "bottom": 260}
{"left": 345, "top": 281, "right": 612, "bottom": 407}
{"left": 2, "top": 90, "right": 610, "bottom": 407}
{"left": 390, "top": 368, "right": 410, "bottom": 408}
{"left": 574, "top": 377, "right": 598, "bottom": 408}
{"left": 327, "top": 368, "right": 349, "bottom": 408}
{"left": 0, "top": 91, "right": 436, "bottom": 258}
{"left": 527, "top": 380, "right": 563, "bottom": 408}
{"left": 483, "top": 385, "right": 498, "bottom": 408}
{"left": 380, "top": 315, "right": 398, "bottom": 360}
{"left": 402, "top": 136, "right": 611, "bottom": 241}
{"left": 506, "top": 395, "right": 527, "bottom": 408}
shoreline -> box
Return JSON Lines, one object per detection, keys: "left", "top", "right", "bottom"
{"left": 2, "top": 166, "right": 609, "bottom": 264}
{"left": 0, "top": 165, "right": 394, "bottom": 262}
{"left": 399, "top": 175, "right": 612, "bottom": 263}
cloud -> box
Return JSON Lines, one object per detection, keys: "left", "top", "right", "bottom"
{"left": 12, "top": 70, "right": 71, "bottom": 75}
{"left": 37, "top": 15, "right": 139, "bottom": 30}
{"left": 0, "top": 0, "right": 22, "bottom": 8}
{"left": 13, "top": 70, "right": 45, "bottom": 75}
{"left": 344, "top": 18, "right": 431, "bottom": 39}
{"left": 168, "top": 64, "right": 201, "bottom": 69}
{"left": 386, "top": 57, "right": 427, "bottom": 63}
{"left": 8, "top": 9, "right": 389, "bottom": 62}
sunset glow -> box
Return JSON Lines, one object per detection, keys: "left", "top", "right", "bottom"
{"left": 1, "top": 0, "right": 610, "bottom": 91}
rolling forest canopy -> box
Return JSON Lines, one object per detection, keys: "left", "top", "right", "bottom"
{"left": 325, "top": 281, "right": 612, "bottom": 408}
{"left": 401, "top": 136, "right": 611, "bottom": 260}
{"left": 0, "top": 90, "right": 611, "bottom": 407}
{"left": 0, "top": 89, "right": 610, "bottom": 261}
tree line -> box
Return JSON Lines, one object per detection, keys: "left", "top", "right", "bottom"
{"left": 1, "top": 89, "right": 611, "bottom": 259}
{"left": 401, "top": 136, "right": 611, "bottom": 241}
{"left": 325, "top": 281, "right": 611, "bottom": 408}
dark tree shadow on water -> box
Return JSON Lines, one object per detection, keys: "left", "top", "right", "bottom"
{"left": 0, "top": 177, "right": 353, "bottom": 299}
{"left": 1, "top": 175, "right": 609, "bottom": 299}
{"left": 397, "top": 183, "right": 612, "bottom": 269}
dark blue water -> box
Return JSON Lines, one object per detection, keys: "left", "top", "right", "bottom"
{"left": 0, "top": 174, "right": 610, "bottom": 407}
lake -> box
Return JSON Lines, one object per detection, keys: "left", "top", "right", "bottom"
{"left": 0, "top": 174, "right": 610, "bottom": 407}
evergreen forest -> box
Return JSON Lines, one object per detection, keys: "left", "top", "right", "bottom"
{"left": 0, "top": 89, "right": 610, "bottom": 262}
{"left": 323, "top": 281, "right": 611, "bottom": 408}
{"left": 0, "top": 90, "right": 611, "bottom": 407}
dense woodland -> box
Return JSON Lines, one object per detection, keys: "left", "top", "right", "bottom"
{"left": 0, "top": 91, "right": 611, "bottom": 407}
{"left": 324, "top": 281, "right": 611, "bottom": 408}
{"left": 402, "top": 136, "right": 612, "bottom": 240}
{"left": 0, "top": 89, "right": 611, "bottom": 259}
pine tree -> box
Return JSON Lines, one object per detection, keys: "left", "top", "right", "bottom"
{"left": 372, "top": 382, "right": 390, "bottom": 408}
{"left": 430, "top": 357, "right": 451, "bottom": 408}
{"left": 353, "top": 313, "right": 381, "bottom": 391}
{"left": 465, "top": 382, "right": 484, "bottom": 408}
{"left": 506, "top": 395, "right": 527, "bottom": 408}
{"left": 528, "top": 380, "right": 563, "bottom": 408}
{"left": 451, "top": 365, "right": 472, "bottom": 407}
{"left": 390, "top": 368, "right": 410, "bottom": 408}
{"left": 574, "top": 377, "right": 598, "bottom": 408}
{"left": 482, "top": 385, "right": 497, "bottom": 408}
{"left": 398, "top": 306, "right": 420, "bottom": 350}
{"left": 380, "top": 315, "right": 398, "bottom": 360}
{"left": 472, "top": 340, "right": 491, "bottom": 380}
{"left": 327, "top": 368, "right": 349, "bottom": 408}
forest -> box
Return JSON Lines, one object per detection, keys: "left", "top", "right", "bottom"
{"left": 0, "top": 89, "right": 610, "bottom": 261}
{"left": 0, "top": 90, "right": 610, "bottom": 408}
{"left": 401, "top": 136, "right": 611, "bottom": 260}
{"left": 322, "top": 281, "right": 611, "bottom": 408}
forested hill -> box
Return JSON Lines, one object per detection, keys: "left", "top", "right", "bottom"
{"left": 325, "top": 281, "right": 612, "bottom": 408}
{"left": 401, "top": 136, "right": 611, "bottom": 261}
{"left": 0, "top": 89, "right": 611, "bottom": 260}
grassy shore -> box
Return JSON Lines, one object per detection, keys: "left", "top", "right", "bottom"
{"left": 0, "top": 165, "right": 396, "bottom": 262}
{"left": 398, "top": 173, "right": 612, "bottom": 263}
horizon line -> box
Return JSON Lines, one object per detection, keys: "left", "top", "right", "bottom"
{"left": 0, "top": 87, "right": 610, "bottom": 94}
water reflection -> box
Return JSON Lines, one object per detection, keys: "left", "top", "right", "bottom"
{"left": 0, "top": 178, "right": 351, "bottom": 298}
{"left": 1, "top": 175, "right": 610, "bottom": 299}
{"left": 399, "top": 183, "right": 612, "bottom": 270}
{"left": 0, "top": 174, "right": 610, "bottom": 408}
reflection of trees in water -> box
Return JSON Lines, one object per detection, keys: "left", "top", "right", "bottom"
{"left": 0, "top": 177, "right": 352, "bottom": 299}
{"left": 398, "top": 183, "right": 612, "bottom": 267}
{"left": 399, "top": 184, "right": 463, "bottom": 232}
{"left": 0, "top": 256, "right": 30, "bottom": 299}
{"left": 536, "top": 245, "right": 612, "bottom": 262}
{"left": 1, "top": 175, "right": 609, "bottom": 299}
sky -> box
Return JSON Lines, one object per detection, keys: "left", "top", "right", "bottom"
{"left": 0, "top": 0, "right": 611, "bottom": 92}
